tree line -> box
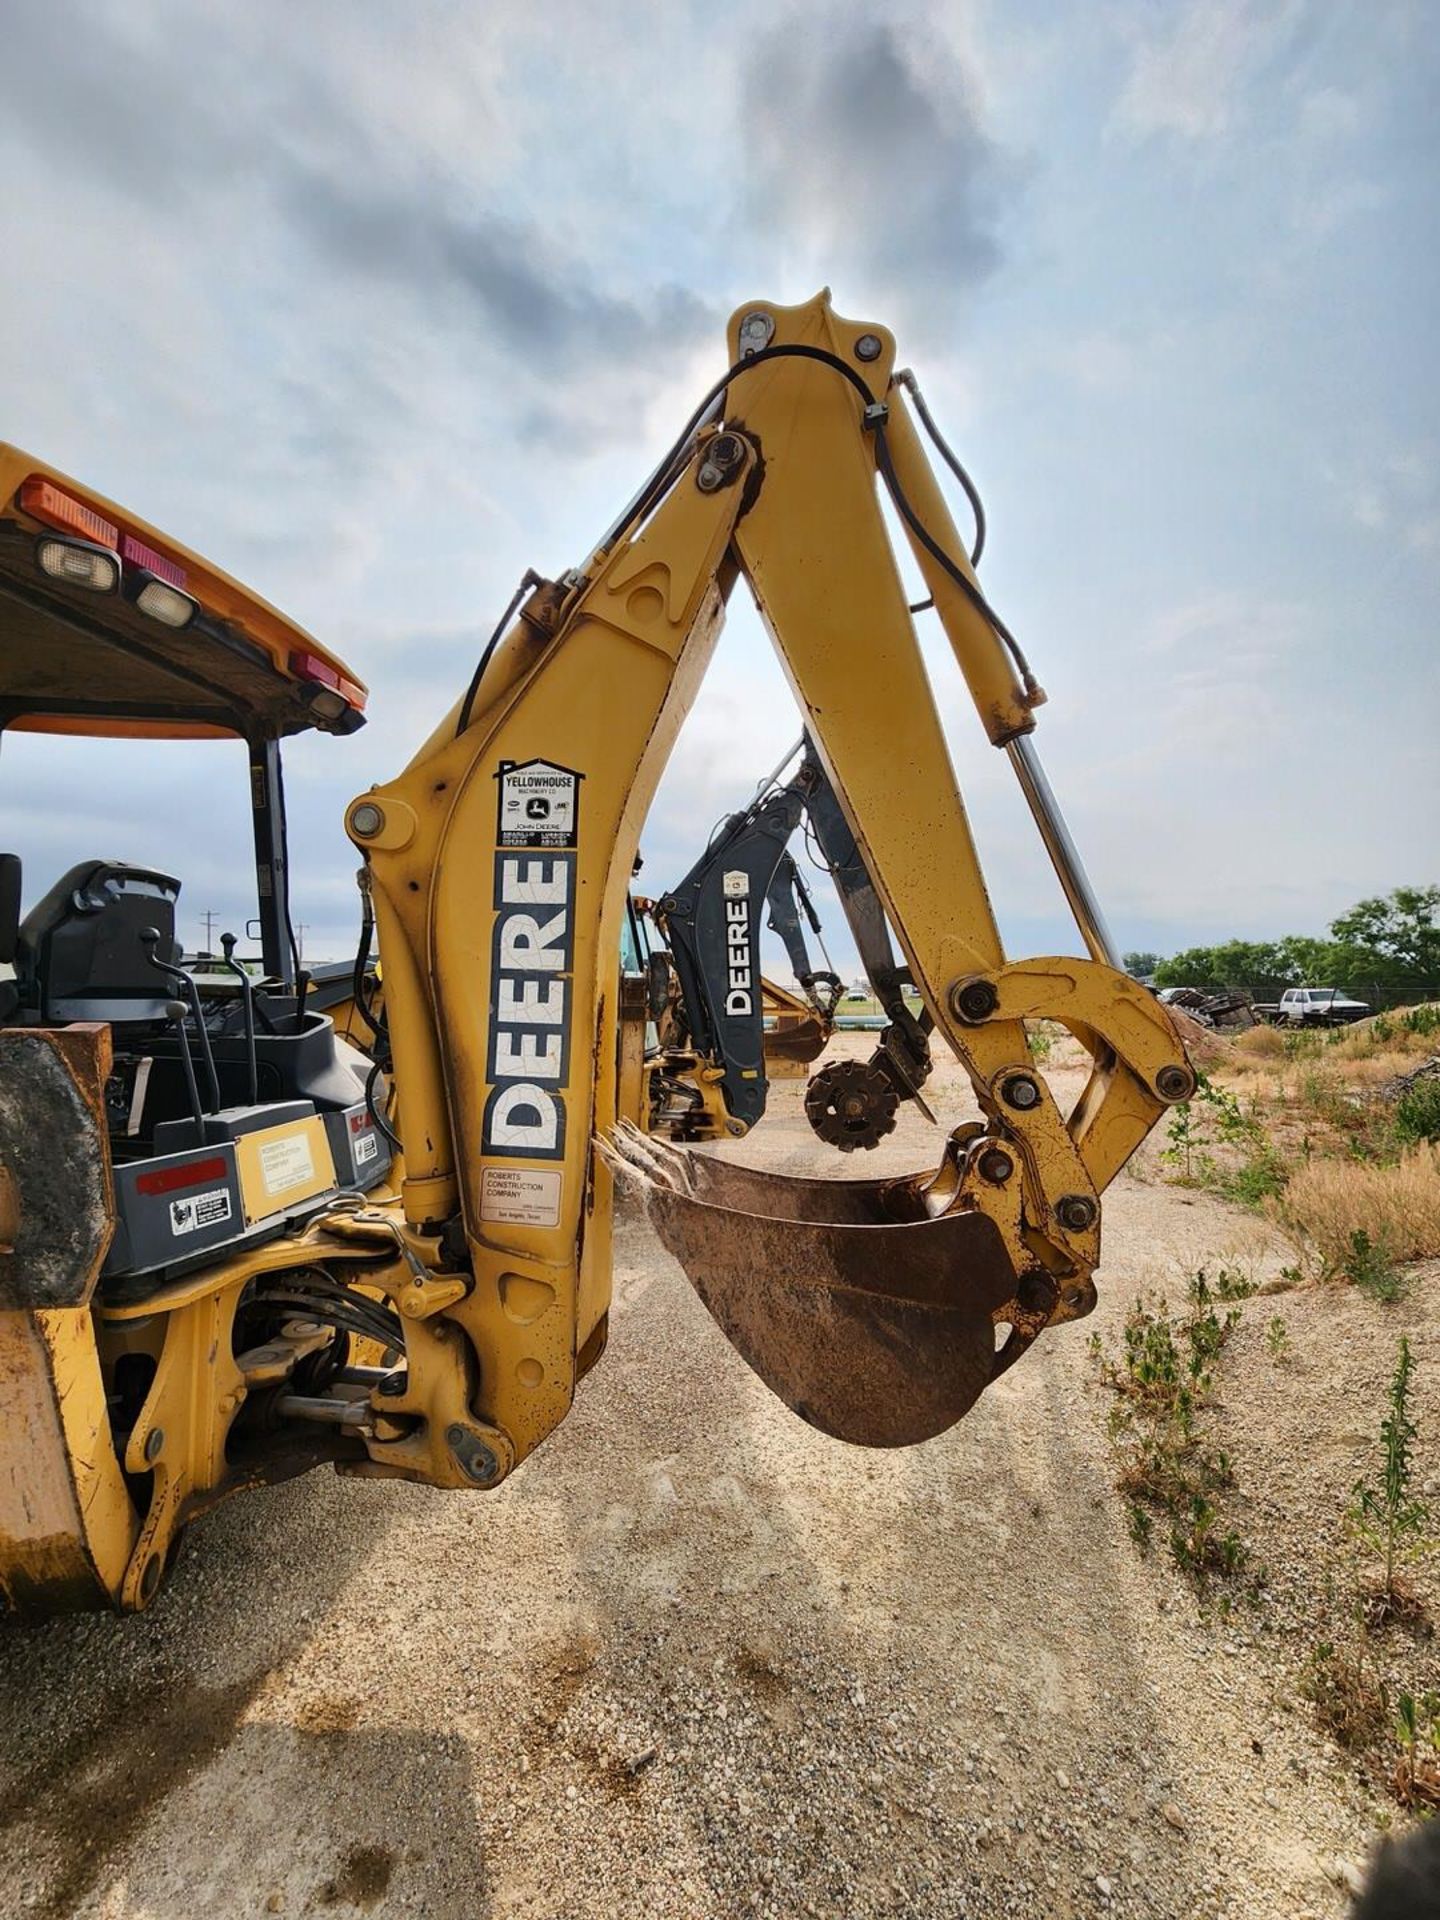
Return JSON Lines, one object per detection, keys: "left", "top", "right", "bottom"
{"left": 1122, "top": 886, "right": 1440, "bottom": 1007}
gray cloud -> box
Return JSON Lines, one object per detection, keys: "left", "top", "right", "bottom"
{"left": 0, "top": 1, "right": 711, "bottom": 391}
{"left": 739, "top": 14, "right": 1008, "bottom": 321}
{"left": 276, "top": 170, "right": 712, "bottom": 375}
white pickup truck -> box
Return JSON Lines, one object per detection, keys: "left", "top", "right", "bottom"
{"left": 1263, "top": 986, "right": 1371, "bottom": 1029}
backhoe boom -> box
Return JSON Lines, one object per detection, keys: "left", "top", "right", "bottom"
{"left": 345, "top": 290, "right": 1191, "bottom": 1479}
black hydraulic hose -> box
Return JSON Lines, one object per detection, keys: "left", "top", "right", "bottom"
{"left": 347, "top": 883, "right": 383, "bottom": 1037}
{"left": 871, "top": 426, "right": 1040, "bottom": 699}
{"left": 259, "top": 1288, "right": 404, "bottom": 1355}
{"left": 603, "top": 340, "right": 1039, "bottom": 700}
{"left": 896, "top": 370, "right": 986, "bottom": 566}
{"left": 365, "top": 1059, "right": 401, "bottom": 1152}
{"left": 456, "top": 569, "right": 542, "bottom": 739}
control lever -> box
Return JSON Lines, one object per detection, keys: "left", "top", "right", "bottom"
{"left": 219, "top": 931, "right": 259, "bottom": 1105}
{"left": 293, "top": 967, "right": 311, "bottom": 1035}
{"left": 164, "top": 998, "right": 206, "bottom": 1136}
{"left": 141, "top": 927, "right": 221, "bottom": 1113}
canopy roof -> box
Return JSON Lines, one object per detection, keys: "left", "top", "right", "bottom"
{"left": 0, "top": 444, "right": 367, "bottom": 741}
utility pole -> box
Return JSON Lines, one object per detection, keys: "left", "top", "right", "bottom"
{"left": 200, "top": 908, "right": 219, "bottom": 953}
{"left": 295, "top": 922, "right": 309, "bottom": 965}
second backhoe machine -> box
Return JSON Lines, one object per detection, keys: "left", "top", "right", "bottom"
{"left": 0, "top": 290, "right": 1192, "bottom": 1615}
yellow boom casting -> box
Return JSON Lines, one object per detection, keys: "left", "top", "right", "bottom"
{"left": 0, "top": 292, "right": 1191, "bottom": 1615}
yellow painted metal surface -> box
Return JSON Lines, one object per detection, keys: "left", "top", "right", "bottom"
{"left": 0, "top": 1309, "right": 138, "bottom": 1612}
{"left": 351, "top": 466, "right": 749, "bottom": 1468}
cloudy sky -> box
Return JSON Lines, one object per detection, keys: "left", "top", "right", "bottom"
{"left": 1, "top": 0, "right": 1435, "bottom": 978}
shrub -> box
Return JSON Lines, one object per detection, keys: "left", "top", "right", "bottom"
{"left": 1395, "top": 1076, "right": 1440, "bottom": 1147}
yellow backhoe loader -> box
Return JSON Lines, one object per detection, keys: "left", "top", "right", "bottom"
{"left": 0, "top": 291, "right": 1192, "bottom": 1617}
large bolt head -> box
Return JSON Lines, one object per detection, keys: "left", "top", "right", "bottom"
{"left": 855, "top": 332, "right": 883, "bottom": 362}
{"left": 1001, "top": 1074, "right": 1042, "bottom": 1111}
{"left": 738, "top": 310, "right": 775, "bottom": 356}
{"left": 446, "top": 1422, "right": 499, "bottom": 1486}
{"left": 1056, "top": 1193, "right": 1098, "bottom": 1233}
{"left": 697, "top": 433, "right": 745, "bottom": 493}
{"left": 977, "top": 1146, "right": 1015, "bottom": 1185}
{"left": 950, "top": 977, "right": 1000, "bottom": 1023}
{"left": 350, "top": 802, "right": 385, "bottom": 840}
{"left": 1156, "top": 1065, "right": 1196, "bottom": 1103}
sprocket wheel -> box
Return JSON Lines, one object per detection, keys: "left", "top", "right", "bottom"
{"left": 804, "top": 1058, "right": 900, "bottom": 1152}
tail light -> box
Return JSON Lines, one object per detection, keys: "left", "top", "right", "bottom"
{"left": 289, "top": 649, "right": 367, "bottom": 717}
{"left": 119, "top": 533, "right": 185, "bottom": 587}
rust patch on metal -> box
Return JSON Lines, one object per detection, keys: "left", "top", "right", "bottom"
{"left": 604, "top": 1125, "right": 1016, "bottom": 1447}
{"left": 0, "top": 1025, "right": 113, "bottom": 1309}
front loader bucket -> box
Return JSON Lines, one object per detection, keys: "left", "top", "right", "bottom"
{"left": 605, "top": 1127, "right": 1018, "bottom": 1446}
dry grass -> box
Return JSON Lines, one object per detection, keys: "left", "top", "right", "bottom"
{"left": 1220, "top": 1006, "right": 1438, "bottom": 1083}
{"left": 1232, "top": 1024, "right": 1287, "bottom": 1060}
{"left": 1331, "top": 1004, "right": 1440, "bottom": 1060}
{"left": 1334, "top": 1050, "right": 1435, "bottom": 1090}
{"left": 1272, "top": 1145, "right": 1440, "bottom": 1269}
{"left": 1302, "top": 1640, "right": 1391, "bottom": 1751}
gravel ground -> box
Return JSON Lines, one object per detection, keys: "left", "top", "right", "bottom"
{"left": 0, "top": 1039, "right": 1424, "bottom": 1919}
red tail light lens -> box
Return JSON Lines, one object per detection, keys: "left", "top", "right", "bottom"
{"left": 289, "top": 649, "right": 367, "bottom": 712}
{"left": 119, "top": 533, "right": 186, "bottom": 588}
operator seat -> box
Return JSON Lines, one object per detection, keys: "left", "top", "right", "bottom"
{"left": 16, "top": 860, "right": 180, "bottom": 1024}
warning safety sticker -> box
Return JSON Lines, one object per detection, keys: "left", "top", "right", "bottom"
{"left": 170, "top": 1188, "right": 232, "bottom": 1236}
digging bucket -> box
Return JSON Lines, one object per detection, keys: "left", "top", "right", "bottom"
{"left": 604, "top": 1125, "right": 1019, "bottom": 1447}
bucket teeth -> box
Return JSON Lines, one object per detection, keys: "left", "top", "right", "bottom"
{"left": 604, "top": 1125, "right": 1019, "bottom": 1447}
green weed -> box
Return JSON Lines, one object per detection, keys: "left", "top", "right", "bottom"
{"left": 1094, "top": 1274, "right": 1251, "bottom": 1594}
{"left": 1343, "top": 1228, "right": 1407, "bottom": 1303}
{"left": 1349, "top": 1337, "right": 1433, "bottom": 1617}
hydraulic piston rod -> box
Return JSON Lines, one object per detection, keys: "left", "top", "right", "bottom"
{"left": 1006, "top": 734, "right": 1119, "bottom": 968}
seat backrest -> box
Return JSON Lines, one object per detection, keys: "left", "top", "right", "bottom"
{"left": 0, "top": 854, "right": 20, "bottom": 968}
{"left": 17, "top": 861, "right": 181, "bottom": 1024}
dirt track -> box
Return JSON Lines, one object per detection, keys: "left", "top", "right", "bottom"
{"left": 0, "top": 1043, "right": 1392, "bottom": 1918}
